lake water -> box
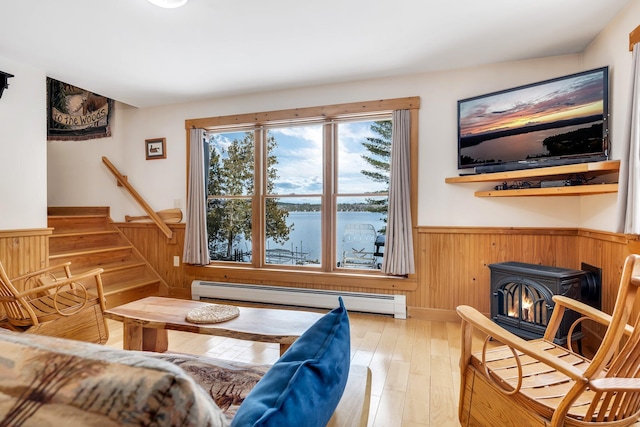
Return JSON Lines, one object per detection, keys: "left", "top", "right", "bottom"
{"left": 461, "top": 123, "right": 592, "bottom": 163}
{"left": 230, "top": 211, "right": 386, "bottom": 266}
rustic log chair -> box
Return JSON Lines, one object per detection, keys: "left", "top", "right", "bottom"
{"left": 0, "top": 260, "right": 109, "bottom": 344}
{"left": 457, "top": 253, "right": 640, "bottom": 427}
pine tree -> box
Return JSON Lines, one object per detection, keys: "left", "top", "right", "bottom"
{"left": 207, "top": 132, "right": 291, "bottom": 260}
{"left": 360, "top": 120, "right": 391, "bottom": 232}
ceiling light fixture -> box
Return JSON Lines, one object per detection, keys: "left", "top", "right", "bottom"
{"left": 147, "top": 0, "right": 188, "bottom": 8}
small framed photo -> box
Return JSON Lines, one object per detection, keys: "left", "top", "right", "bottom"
{"left": 146, "top": 138, "right": 166, "bottom": 160}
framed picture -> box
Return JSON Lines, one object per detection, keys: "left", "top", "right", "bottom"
{"left": 146, "top": 138, "right": 166, "bottom": 160}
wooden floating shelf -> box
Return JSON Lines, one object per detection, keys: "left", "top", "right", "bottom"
{"left": 475, "top": 183, "right": 618, "bottom": 197}
{"left": 445, "top": 160, "right": 620, "bottom": 198}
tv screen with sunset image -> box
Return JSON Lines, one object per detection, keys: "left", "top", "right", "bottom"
{"left": 457, "top": 67, "right": 608, "bottom": 170}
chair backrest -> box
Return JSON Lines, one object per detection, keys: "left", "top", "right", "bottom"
{"left": 343, "top": 224, "right": 377, "bottom": 252}
{"left": 557, "top": 254, "right": 640, "bottom": 424}
{"left": 0, "top": 261, "right": 37, "bottom": 325}
{"left": 341, "top": 224, "right": 378, "bottom": 268}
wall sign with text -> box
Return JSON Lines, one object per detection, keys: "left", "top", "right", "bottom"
{"left": 47, "top": 77, "right": 114, "bottom": 141}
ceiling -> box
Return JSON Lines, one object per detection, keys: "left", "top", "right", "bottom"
{"left": 0, "top": 0, "right": 632, "bottom": 108}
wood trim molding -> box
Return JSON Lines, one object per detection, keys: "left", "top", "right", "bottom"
{"left": 417, "top": 226, "right": 580, "bottom": 235}
{"left": 0, "top": 228, "right": 53, "bottom": 238}
{"left": 417, "top": 226, "right": 638, "bottom": 244}
{"left": 184, "top": 97, "right": 420, "bottom": 283}
{"left": 630, "top": 24, "right": 640, "bottom": 51}
{"left": 577, "top": 228, "right": 638, "bottom": 244}
{"left": 116, "top": 222, "right": 185, "bottom": 229}
{"left": 185, "top": 97, "right": 421, "bottom": 129}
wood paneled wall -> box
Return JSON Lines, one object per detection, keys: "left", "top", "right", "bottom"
{"left": 117, "top": 223, "right": 185, "bottom": 297}
{"left": 0, "top": 229, "right": 51, "bottom": 278}
{"left": 115, "top": 223, "right": 637, "bottom": 321}
{"left": 0, "top": 223, "right": 629, "bottom": 352}
{"left": 415, "top": 227, "right": 632, "bottom": 320}
{"left": 0, "top": 222, "right": 628, "bottom": 334}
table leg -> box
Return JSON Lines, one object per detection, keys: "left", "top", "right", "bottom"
{"left": 143, "top": 328, "right": 168, "bottom": 352}
{"left": 279, "top": 343, "right": 290, "bottom": 356}
{"left": 123, "top": 318, "right": 143, "bottom": 351}
{"left": 122, "top": 319, "right": 168, "bottom": 352}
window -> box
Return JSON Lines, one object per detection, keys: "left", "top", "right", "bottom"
{"left": 186, "top": 97, "right": 418, "bottom": 279}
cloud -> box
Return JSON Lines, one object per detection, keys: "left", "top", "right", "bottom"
{"left": 210, "top": 120, "right": 389, "bottom": 195}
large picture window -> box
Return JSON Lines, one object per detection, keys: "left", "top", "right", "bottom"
{"left": 185, "top": 97, "right": 418, "bottom": 281}
{"left": 206, "top": 119, "right": 389, "bottom": 271}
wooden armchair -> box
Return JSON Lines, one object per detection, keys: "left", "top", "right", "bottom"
{"left": 0, "top": 261, "right": 109, "bottom": 344}
{"left": 458, "top": 254, "right": 640, "bottom": 427}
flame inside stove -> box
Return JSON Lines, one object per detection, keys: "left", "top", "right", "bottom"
{"left": 507, "top": 292, "right": 535, "bottom": 322}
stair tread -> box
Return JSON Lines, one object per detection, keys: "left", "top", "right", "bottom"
{"left": 50, "top": 230, "right": 119, "bottom": 238}
{"left": 104, "top": 278, "right": 161, "bottom": 294}
{"left": 47, "top": 214, "right": 110, "bottom": 219}
{"left": 70, "top": 260, "right": 147, "bottom": 274}
{"left": 48, "top": 207, "right": 166, "bottom": 308}
{"left": 50, "top": 245, "right": 134, "bottom": 258}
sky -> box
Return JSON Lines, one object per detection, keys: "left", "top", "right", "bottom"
{"left": 459, "top": 69, "right": 606, "bottom": 137}
{"left": 209, "top": 120, "right": 389, "bottom": 198}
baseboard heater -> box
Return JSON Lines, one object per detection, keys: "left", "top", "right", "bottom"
{"left": 191, "top": 280, "right": 406, "bottom": 319}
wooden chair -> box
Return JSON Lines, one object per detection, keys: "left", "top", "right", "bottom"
{"left": 457, "top": 254, "right": 640, "bottom": 427}
{"left": 0, "top": 261, "right": 109, "bottom": 344}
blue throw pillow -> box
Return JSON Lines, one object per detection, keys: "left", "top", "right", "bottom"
{"left": 230, "top": 297, "right": 351, "bottom": 427}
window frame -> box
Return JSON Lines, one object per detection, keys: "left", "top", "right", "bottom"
{"left": 185, "top": 97, "right": 420, "bottom": 290}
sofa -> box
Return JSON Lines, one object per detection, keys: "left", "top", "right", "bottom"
{"left": 0, "top": 298, "right": 371, "bottom": 427}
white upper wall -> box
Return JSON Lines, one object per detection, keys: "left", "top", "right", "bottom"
{"left": 46, "top": 102, "right": 140, "bottom": 217}
{"left": 39, "top": 0, "right": 640, "bottom": 231}
{"left": 580, "top": 0, "right": 640, "bottom": 230}
{"left": 0, "top": 54, "right": 47, "bottom": 230}
{"left": 48, "top": 54, "right": 598, "bottom": 228}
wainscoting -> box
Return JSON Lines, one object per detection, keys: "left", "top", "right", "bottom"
{"left": 5, "top": 222, "right": 631, "bottom": 350}
{"left": 116, "top": 223, "right": 638, "bottom": 323}
{"left": 0, "top": 228, "right": 51, "bottom": 278}
{"left": 1, "top": 223, "right": 637, "bottom": 330}
{"left": 415, "top": 227, "right": 634, "bottom": 318}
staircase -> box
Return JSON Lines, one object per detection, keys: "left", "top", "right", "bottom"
{"left": 47, "top": 207, "right": 167, "bottom": 308}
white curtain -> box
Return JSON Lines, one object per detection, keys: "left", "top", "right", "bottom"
{"left": 382, "top": 109, "right": 415, "bottom": 275}
{"left": 183, "top": 128, "right": 211, "bottom": 265}
{"left": 616, "top": 44, "right": 640, "bottom": 234}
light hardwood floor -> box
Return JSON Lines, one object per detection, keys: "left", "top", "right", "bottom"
{"left": 107, "top": 313, "right": 460, "bottom": 427}
{"left": 106, "top": 310, "right": 465, "bottom": 427}
{"left": 105, "top": 309, "right": 640, "bottom": 427}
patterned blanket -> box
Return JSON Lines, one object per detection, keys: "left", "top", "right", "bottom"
{"left": 149, "top": 353, "right": 269, "bottom": 419}
{"left": 0, "top": 329, "right": 268, "bottom": 426}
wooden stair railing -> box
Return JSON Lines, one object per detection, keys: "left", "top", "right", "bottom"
{"left": 102, "top": 156, "right": 173, "bottom": 239}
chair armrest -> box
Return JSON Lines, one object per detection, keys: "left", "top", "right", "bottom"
{"left": 552, "top": 295, "right": 634, "bottom": 337}
{"left": 15, "top": 268, "right": 104, "bottom": 299}
{"left": 11, "top": 262, "right": 73, "bottom": 282}
{"left": 456, "top": 305, "right": 585, "bottom": 380}
{"left": 590, "top": 378, "right": 640, "bottom": 392}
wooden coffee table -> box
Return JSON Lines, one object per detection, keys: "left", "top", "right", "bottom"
{"left": 105, "top": 296, "right": 323, "bottom": 355}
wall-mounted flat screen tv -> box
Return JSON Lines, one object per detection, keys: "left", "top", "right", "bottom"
{"left": 457, "top": 67, "right": 609, "bottom": 172}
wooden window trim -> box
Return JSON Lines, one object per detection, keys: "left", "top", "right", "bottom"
{"left": 185, "top": 97, "right": 420, "bottom": 291}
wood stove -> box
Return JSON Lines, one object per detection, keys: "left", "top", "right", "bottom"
{"left": 489, "top": 262, "right": 600, "bottom": 346}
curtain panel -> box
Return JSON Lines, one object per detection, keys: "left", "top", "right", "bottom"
{"left": 616, "top": 44, "right": 640, "bottom": 234}
{"left": 381, "top": 109, "right": 415, "bottom": 275}
{"left": 183, "top": 128, "right": 211, "bottom": 265}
